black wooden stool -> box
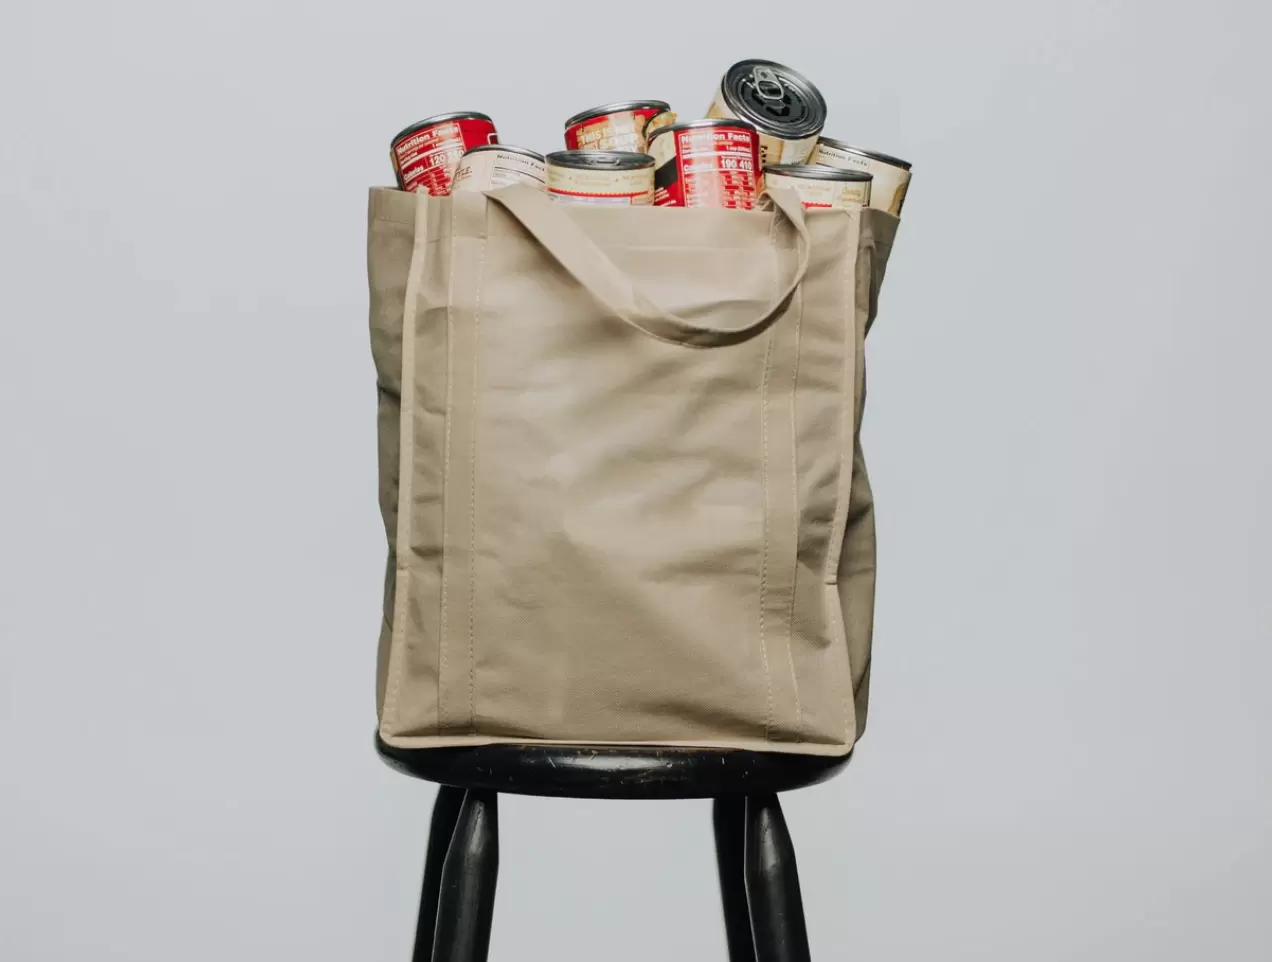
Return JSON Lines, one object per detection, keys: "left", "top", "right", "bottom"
{"left": 378, "top": 738, "right": 851, "bottom": 962}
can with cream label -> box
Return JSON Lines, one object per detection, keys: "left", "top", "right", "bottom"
{"left": 545, "top": 150, "right": 655, "bottom": 205}
{"left": 451, "top": 145, "right": 547, "bottom": 192}
{"left": 643, "top": 110, "right": 679, "bottom": 140}
{"left": 761, "top": 164, "right": 873, "bottom": 210}
{"left": 810, "top": 138, "right": 913, "bottom": 216}
{"left": 706, "top": 59, "right": 826, "bottom": 166}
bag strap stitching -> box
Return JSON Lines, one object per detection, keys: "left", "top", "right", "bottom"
{"left": 783, "top": 230, "right": 806, "bottom": 742}
{"left": 841, "top": 229, "right": 856, "bottom": 744}
{"left": 836, "top": 217, "right": 863, "bottom": 744}
{"left": 383, "top": 194, "right": 428, "bottom": 737}
{"left": 835, "top": 597, "right": 852, "bottom": 745}
{"left": 814, "top": 216, "right": 864, "bottom": 743}
{"left": 758, "top": 326, "right": 776, "bottom": 744}
{"left": 438, "top": 198, "right": 459, "bottom": 734}
{"left": 467, "top": 212, "right": 489, "bottom": 736}
{"left": 823, "top": 212, "right": 864, "bottom": 586}
{"left": 761, "top": 210, "right": 804, "bottom": 743}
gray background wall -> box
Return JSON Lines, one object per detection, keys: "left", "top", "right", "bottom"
{"left": 2, "top": 1, "right": 1268, "bottom": 959}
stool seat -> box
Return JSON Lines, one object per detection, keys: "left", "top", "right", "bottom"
{"left": 380, "top": 735, "right": 843, "bottom": 962}
{"left": 376, "top": 737, "right": 852, "bottom": 800}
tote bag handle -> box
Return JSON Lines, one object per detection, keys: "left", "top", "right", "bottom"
{"left": 485, "top": 185, "right": 811, "bottom": 348}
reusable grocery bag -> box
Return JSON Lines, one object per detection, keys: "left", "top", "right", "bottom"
{"left": 367, "top": 184, "right": 898, "bottom": 755}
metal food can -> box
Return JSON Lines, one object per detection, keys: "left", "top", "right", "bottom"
{"left": 644, "top": 110, "right": 678, "bottom": 138}
{"left": 390, "top": 111, "right": 499, "bottom": 196}
{"left": 706, "top": 59, "right": 826, "bottom": 166}
{"left": 761, "top": 163, "right": 873, "bottom": 210}
{"left": 564, "top": 100, "right": 671, "bottom": 153}
{"left": 545, "top": 150, "right": 655, "bottom": 205}
{"left": 647, "top": 119, "right": 760, "bottom": 209}
{"left": 810, "top": 138, "right": 913, "bottom": 216}
{"left": 451, "top": 145, "right": 547, "bottom": 192}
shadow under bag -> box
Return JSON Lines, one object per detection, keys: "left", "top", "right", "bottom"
{"left": 368, "top": 184, "right": 898, "bottom": 755}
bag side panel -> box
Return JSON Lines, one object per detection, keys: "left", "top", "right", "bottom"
{"left": 381, "top": 197, "right": 454, "bottom": 738}
{"left": 836, "top": 208, "right": 900, "bottom": 742}
{"left": 367, "top": 188, "right": 416, "bottom": 715}
{"left": 787, "top": 210, "right": 868, "bottom": 750}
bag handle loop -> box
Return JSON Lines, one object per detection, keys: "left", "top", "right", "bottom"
{"left": 485, "top": 185, "right": 811, "bottom": 348}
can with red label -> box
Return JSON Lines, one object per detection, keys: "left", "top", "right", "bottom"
{"left": 761, "top": 164, "right": 873, "bottom": 210}
{"left": 647, "top": 119, "right": 760, "bottom": 209}
{"left": 451, "top": 145, "right": 547, "bottom": 192}
{"left": 390, "top": 111, "right": 499, "bottom": 196}
{"left": 564, "top": 100, "right": 670, "bottom": 153}
{"left": 545, "top": 151, "right": 656, "bottom": 205}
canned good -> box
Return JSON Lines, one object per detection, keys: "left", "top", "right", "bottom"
{"left": 648, "top": 120, "right": 760, "bottom": 209}
{"left": 390, "top": 112, "right": 499, "bottom": 196}
{"left": 706, "top": 59, "right": 826, "bottom": 166}
{"left": 545, "top": 150, "right": 655, "bottom": 205}
{"left": 761, "top": 164, "right": 873, "bottom": 211}
{"left": 451, "top": 145, "right": 547, "bottom": 193}
{"left": 644, "top": 110, "right": 679, "bottom": 138}
{"left": 564, "top": 100, "right": 671, "bottom": 153}
{"left": 810, "top": 138, "right": 913, "bottom": 216}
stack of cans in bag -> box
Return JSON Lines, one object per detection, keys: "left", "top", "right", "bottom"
{"left": 388, "top": 60, "right": 913, "bottom": 215}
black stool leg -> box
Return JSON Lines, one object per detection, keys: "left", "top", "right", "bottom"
{"left": 744, "top": 794, "right": 811, "bottom": 962}
{"left": 431, "top": 789, "right": 499, "bottom": 962}
{"left": 412, "top": 786, "right": 466, "bottom": 962}
{"left": 714, "top": 798, "right": 758, "bottom": 962}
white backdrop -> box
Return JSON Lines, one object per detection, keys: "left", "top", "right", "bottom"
{"left": 1, "top": 1, "right": 1269, "bottom": 959}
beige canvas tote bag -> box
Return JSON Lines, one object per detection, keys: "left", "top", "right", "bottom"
{"left": 367, "top": 184, "right": 898, "bottom": 755}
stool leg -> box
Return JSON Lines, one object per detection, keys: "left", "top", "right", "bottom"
{"left": 412, "top": 786, "right": 466, "bottom": 962}
{"left": 714, "top": 798, "right": 758, "bottom": 962}
{"left": 431, "top": 789, "right": 499, "bottom": 962}
{"left": 744, "top": 794, "right": 811, "bottom": 962}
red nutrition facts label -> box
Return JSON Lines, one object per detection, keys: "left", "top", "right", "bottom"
{"left": 392, "top": 117, "right": 498, "bottom": 195}
{"left": 565, "top": 105, "right": 667, "bottom": 152}
{"left": 651, "top": 125, "right": 758, "bottom": 208}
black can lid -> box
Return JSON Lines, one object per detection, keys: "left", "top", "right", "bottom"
{"left": 564, "top": 101, "right": 672, "bottom": 128}
{"left": 719, "top": 60, "right": 827, "bottom": 139}
{"left": 765, "top": 163, "right": 874, "bottom": 182}
{"left": 546, "top": 150, "right": 655, "bottom": 170}
{"left": 461, "top": 144, "right": 545, "bottom": 162}
{"left": 646, "top": 117, "right": 759, "bottom": 146}
{"left": 391, "top": 112, "right": 494, "bottom": 147}
{"left": 816, "top": 137, "right": 912, "bottom": 170}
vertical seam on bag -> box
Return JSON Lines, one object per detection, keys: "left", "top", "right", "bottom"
{"left": 384, "top": 203, "right": 427, "bottom": 737}
{"left": 828, "top": 588, "right": 852, "bottom": 743}
{"left": 438, "top": 200, "right": 458, "bottom": 734}
{"left": 467, "top": 217, "right": 488, "bottom": 736}
{"left": 839, "top": 234, "right": 855, "bottom": 742}
{"left": 823, "top": 213, "right": 863, "bottom": 587}
{"left": 758, "top": 322, "right": 776, "bottom": 744}
{"left": 785, "top": 277, "right": 805, "bottom": 740}
{"left": 836, "top": 219, "right": 863, "bottom": 745}
{"left": 752, "top": 212, "right": 786, "bottom": 743}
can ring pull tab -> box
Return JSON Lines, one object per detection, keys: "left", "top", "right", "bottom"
{"left": 751, "top": 66, "right": 785, "bottom": 101}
